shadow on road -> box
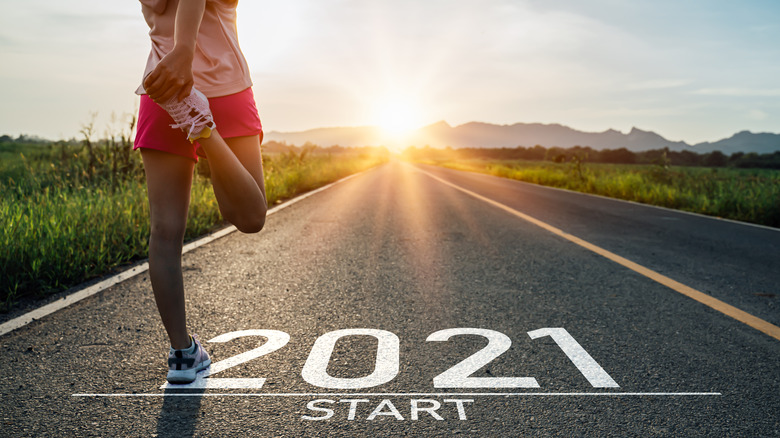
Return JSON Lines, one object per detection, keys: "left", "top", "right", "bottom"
{"left": 155, "top": 389, "right": 204, "bottom": 437}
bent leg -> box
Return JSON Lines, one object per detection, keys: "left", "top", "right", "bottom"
{"left": 224, "top": 132, "right": 267, "bottom": 211}
{"left": 198, "top": 131, "right": 267, "bottom": 233}
{"left": 141, "top": 148, "right": 194, "bottom": 350}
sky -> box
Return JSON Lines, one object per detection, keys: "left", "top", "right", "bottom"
{"left": 1, "top": 0, "right": 779, "bottom": 144}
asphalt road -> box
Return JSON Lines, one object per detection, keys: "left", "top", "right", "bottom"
{"left": 1, "top": 161, "right": 778, "bottom": 437}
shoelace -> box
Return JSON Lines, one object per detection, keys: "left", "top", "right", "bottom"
{"left": 168, "top": 99, "right": 213, "bottom": 139}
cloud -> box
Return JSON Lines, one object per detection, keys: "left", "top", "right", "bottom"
{"left": 746, "top": 109, "right": 769, "bottom": 121}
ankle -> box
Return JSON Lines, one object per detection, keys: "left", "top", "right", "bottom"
{"left": 170, "top": 335, "right": 192, "bottom": 351}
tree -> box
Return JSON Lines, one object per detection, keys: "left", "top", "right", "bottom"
{"left": 598, "top": 148, "right": 636, "bottom": 164}
{"left": 703, "top": 150, "right": 728, "bottom": 167}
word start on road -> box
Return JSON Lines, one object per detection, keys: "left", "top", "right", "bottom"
{"left": 302, "top": 398, "right": 474, "bottom": 421}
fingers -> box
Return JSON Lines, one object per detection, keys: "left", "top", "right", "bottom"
{"left": 176, "top": 83, "right": 193, "bottom": 103}
{"left": 143, "top": 71, "right": 165, "bottom": 100}
{"left": 143, "top": 64, "right": 193, "bottom": 103}
{"left": 156, "top": 83, "right": 182, "bottom": 104}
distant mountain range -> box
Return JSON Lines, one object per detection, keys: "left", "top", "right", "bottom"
{"left": 265, "top": 121, "right": 780, "bottom": 154}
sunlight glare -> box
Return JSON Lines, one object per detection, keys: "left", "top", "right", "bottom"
{"left": 372, "top": 97, "right": 423, "bottom": 139}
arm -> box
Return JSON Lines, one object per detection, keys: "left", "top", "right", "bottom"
{"left": 144, "top": 0, "right": 207, "bottom": 103}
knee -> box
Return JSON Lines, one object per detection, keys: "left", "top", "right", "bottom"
{"left": 235, "top": 210, "right": 266, "bottom": 234}
{"left": 150, "top": 220, "right": 186, "bottom": 247}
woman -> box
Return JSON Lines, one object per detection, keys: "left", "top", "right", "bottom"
{"left": 134, "top": 0, "right": 267, "bottom": 383}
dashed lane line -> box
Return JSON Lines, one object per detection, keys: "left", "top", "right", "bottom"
{"left": 415, "top": 165, "right": 780, "bottom": 342}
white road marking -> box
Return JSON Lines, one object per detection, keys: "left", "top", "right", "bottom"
{"left": 158, "top": 327, "right": 613, "bottom": 391}
{"left": 161, "top": 378, "right": 268, "bottom": 390}
{"left": 528, "top": 328, "right": 619, "bottom": 388}
{"left": 302, "top": 329, "right": 400, "bottom": 389}
{"left": 161, "top": 330, "right": 291, "bottom": 389}
{"left": 72, "top": 392, "right": 722, "bottom": 397}
{"left": 426, "top": 328, "right": 540, "bottom": 388}
{"left": 414, "top": 165, "right": 780, "bottom": 342}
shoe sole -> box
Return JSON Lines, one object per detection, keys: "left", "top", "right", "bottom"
{"left": 166, "top": 358, "right": 212, "bottom": 384}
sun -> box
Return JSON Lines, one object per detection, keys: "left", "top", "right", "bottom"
{"left": 372, "top": 97, "right": 423, "bottom": 140}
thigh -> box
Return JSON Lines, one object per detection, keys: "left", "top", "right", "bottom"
{"left": 224, "top": 133, "right": 266, "bottom": 193}
{"left": 141, "top": 148, "right": 195, "bottom": 239}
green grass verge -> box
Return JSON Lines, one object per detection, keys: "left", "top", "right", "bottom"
{"left": 1, "top": 142, "right": 387, "bottom": 311}
{"left": 418, "top": 158, "right": 780, "bottom": 228}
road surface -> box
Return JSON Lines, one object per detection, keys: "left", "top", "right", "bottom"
{"left": 1, "top": 161, "right": 778, "bottom": 436}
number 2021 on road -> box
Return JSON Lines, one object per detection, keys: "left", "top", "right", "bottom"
{"left": 162, "top": 327, "right": 619, "bottom": 390}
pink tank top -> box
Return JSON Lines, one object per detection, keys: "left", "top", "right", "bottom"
{"left": 136, "top": 0, "right": 253, "bottom": 98}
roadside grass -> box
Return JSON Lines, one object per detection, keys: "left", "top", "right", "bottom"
{"left": 263, "top": 149, "right": 383, "bottom": 204}
{"left": 414, "top": 158, "right": 780, "bottom": 228}
{"left": 0, "top": 141, "right": 387, "bottom": 311}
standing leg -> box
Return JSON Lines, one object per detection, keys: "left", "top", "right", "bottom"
{"left": 141, "top": 148, "right": 195, "bottom": 350}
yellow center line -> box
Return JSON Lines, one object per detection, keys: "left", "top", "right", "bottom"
{"left": 415, "top": 165, "right": 780, "bottom": 342}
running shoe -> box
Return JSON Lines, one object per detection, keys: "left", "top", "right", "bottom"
{"left": 167, "top": 334, "right": 211, "bottom": 384}
{"left": 160, "top": 88, "right": 216, "bottom": 143}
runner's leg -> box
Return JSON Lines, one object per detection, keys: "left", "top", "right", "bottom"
{"left": 198, "top": 131, "right": 267, "bottom": 233}
{"left": 223, "top": 132, "right": 266, "bottom": 200}
{"left": 141, "top": 148, "right": 194, "bottom": 350}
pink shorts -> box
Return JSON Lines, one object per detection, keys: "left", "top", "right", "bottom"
{"left": 134, "top": 87, "right": 263, "bottom": 162}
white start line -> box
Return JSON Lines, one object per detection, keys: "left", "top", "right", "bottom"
{"left": 71, "top": 393, "right": 721, "bottom": 422}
